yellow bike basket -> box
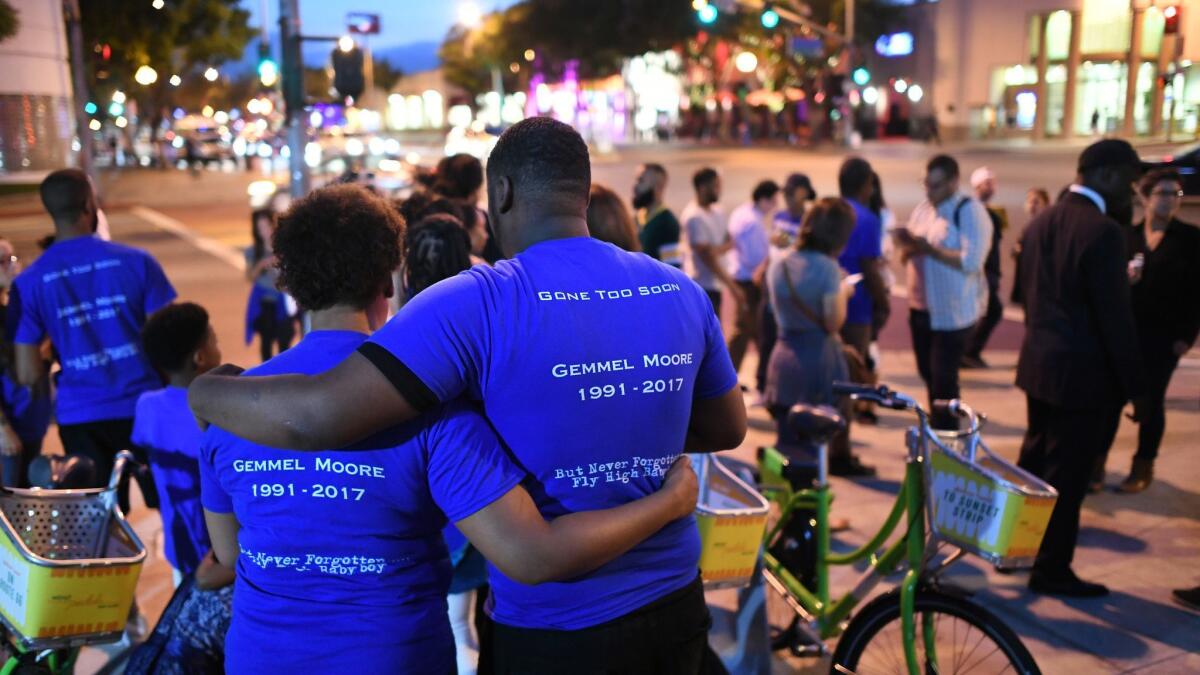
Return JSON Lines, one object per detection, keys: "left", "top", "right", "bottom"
{"left": 692, "top": 454, "right": 770, "bottom": 590}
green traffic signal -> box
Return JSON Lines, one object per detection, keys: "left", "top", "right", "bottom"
{"left": 698, "top": 4, "right": 718, "bottom": 24}
{"left": 761, "top": 8, "right": 780, "bottom": 29}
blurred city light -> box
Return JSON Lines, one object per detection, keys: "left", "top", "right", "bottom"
{"left": 134, "top": 65, "right": 158, "bottom": 85}
{"left": 862, "top": 86, "right": 879, "bottom": 105}
{"left": 88, "top": 119, "right": 101, "bottom": 131}
{"left": 457, "top": 2, "right": 483, "bottom": 29}
{"left": 201, "top": 104, "right": 214, "bottom": 117}
{"left": 697, "top": 4, "right": 718, "bottom": 24}
{"left": 338, "top": 36, "right": 355, "bottom": 53}
{"left": 204, "top": 67, "right": 219, "bottom": 82}
{"left": 345, "top": 138, "right": 365, "bottom": 156}
{"left": 151, "top": 0, "right": 164, "bottom": 9}
{"left": 169, "top": 74, "right": 182, "bottom": 87}
{"left": 84, "top": 101, "right": 98, "bottom": 115}
{"left": 259, "top": 59, "right": 279, "bottom": 87}
{"left": 214, "top": 110, "right": 230, "bottom": 124}
{"left": 524, "top": 49, "right": 536, "bottom": 62}
{"left": 114, "top": 116, "right": 128, "bottom": 128}
{"left": 852, "top": 67, "right": 870, "bottom": 86}
{"left": 907, "top": 84, "right": 924, "bottom": 102}
{"left": 760, "top": 7, "right": 780, "bottom": 30}
{"left": 112, "top": 90, "right": 126, "bottom": 103}
{"left": 735, "top": 52, "right": 758, "bottom": 73}
{"left": 894, "top": 79, "right": 909, "bottom": 94}
{"left": 108, "top": 101, "right": 123, "bottom": 116}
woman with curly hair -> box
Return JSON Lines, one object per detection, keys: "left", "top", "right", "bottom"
{"left": 199, "top": 184, "right": 698, "bottom": 675}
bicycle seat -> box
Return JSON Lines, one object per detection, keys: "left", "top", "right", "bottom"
{"left": 786, "top": 404, "right": 846, "bottom": 446}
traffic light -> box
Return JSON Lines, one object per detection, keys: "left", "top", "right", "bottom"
{"left": 331, "top": 43, "right": 365, "bottom": 101}
{"left": 257, "top": 41, "right": 279, "bottom": 87}
{"left": 761, "top": 5, "right": 780, "bottom": 29}
{"left": 1164, "top": 5, "right": 1180, "bottom": 35}
{"left": 852, "top": 67, "right": 870, "bottom": 86}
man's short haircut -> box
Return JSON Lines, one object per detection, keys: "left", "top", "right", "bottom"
{"left": 783, "top": 173, "right": 815, "bottom": 200}
{"left": 799, "top": 198, "right": 856, "bottom": 256}
{"left": 837, "top": 158, "right": 873, "bottom": 198}
{"left": 142, "top": 302, "right": 210, "bottom": 375}
{"left": 433, "top": 154, "right": 485, "bottom": 200}
{"left": 485, "top": 117, "right": 590, "bottom": 207}
{"left": 693, "top": 167, "right": 719, "bottom": 192}
{"left": 643, "top": 163, "right": 667, "bottom": 179}
{"left": 926, "top": 154, "right": 960, "bottom": 179}
{"left": 273, "top": 184, "right": 403, "bottom": 311}
{"left": 1139, "top": 168, "right": 1182, "bottom": 197}
{"left": 752, "top": 180, "right": 780, "bottom": 203}
{"left": 39, "top": 169, "right": 92, "bottom": 224}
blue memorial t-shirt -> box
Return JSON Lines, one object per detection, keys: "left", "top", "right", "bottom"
{"left": 200, "top": 330, "right": 524, "bottom": 675}
{"left": 6, "top": 236, "right": 176, "bottom": 424}
{"left": 838, "top": 199, "right": 883, "bottom": 326}
{"left": 131, "top": 386, "right": 210, "bottom": 574}
{"left": 359, "top": 236, "right": 739, "bottom": 630}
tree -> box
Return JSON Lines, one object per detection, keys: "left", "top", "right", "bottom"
{"left": 79, "top": 0, "right": 254, "bottom": 145}
{"left": 0, "top": 0, "right": 17, "bottom": 44}
{"left": 372, "top": 59, "right": 403, "bottom": 94}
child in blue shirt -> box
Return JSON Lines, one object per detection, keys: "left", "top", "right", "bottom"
{"left": 199, "top": 184, "right": 698, "bottom": 675}
{"left": 133, "top": 302, "right": 224, "bottom": 582}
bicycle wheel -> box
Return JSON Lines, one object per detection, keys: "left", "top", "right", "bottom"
{"left": 831, "top": 588, "right": 1041, "bottom": 675}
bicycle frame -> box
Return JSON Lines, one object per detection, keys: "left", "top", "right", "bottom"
{"left": 759, "top": 407, "right": 953, "bottom": 674}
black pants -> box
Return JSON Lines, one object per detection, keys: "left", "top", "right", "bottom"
{"left": 908, "top": 310, "right": 973, "bottom": 430}
{"left": 965, "top": 275, "right": 1003, "bottom": 359}
{"left": 704, "top": 289, "right": 722, "bottom": 317}
{"left": 726, "top": 281, "right": 761, "bottom": 373}
{"left": 1017, "top": 396, "right": 1121, "bottom": 576}
{"left": 255, "top": 297, "right": 296, "bottom": 362}
{"left": 59, "top": 418, "right": 157, "bottom": 514}
{"left": 756, "top": 303, "right": 777, "bottom": 394}
{"left": 481, "top": 576, "right": 725, "bottom": 675}
{"left": 1135, "top": 345, "right": 1182, "bottom": 462}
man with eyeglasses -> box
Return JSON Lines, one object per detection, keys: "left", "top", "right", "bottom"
{"left": 1012, "top": 139, "right": 1147, "bottom": 598}
{"left": 892, "top": 154, "right": 993, "bottom": 431}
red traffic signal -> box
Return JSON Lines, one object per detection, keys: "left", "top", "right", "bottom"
{"left": 1164, "top": 5, "right": 1180, "bottom": 35}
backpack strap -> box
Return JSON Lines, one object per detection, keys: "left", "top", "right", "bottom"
{"left": 951, "top": 197, "right": 970, "bottom": 230}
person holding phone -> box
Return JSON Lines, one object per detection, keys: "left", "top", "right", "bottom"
{"left": 765, "top": 198, "right": 862, "bottom": 468}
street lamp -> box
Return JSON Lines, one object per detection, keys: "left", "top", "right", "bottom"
{"left": 203, "top": 67, "right": 219, "bottom": 82}
{"left": 457, "top": 2, "right": 483, "bottom": 29}
{"left": 524, "top": 48, "right": 536, "bottom": 62}
{"left": 169, "top": 74, "right": 182, "bottom": 87}
{"left": 338, "top": 35, "right": 356, "bottom": 53}
{"left": 151, "top": 0, "right": 164, "bottom": 9}
{"left": 134, "top": 65, "right": 158, "bottom": 85}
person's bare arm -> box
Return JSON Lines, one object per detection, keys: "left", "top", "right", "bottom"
{"left": 194, "top": 549, "right": 236, "bottom": 590}
{"left": 456, "top": 457, "right": 697, "bottom": 585}
{"left": 860, "top": 258, "right": 890, "bottom": 323}
{"left": 684, "top": 387, "right": 747, "bottom": 453}
{"left": 188, "top": 353, "right": 421, "bottom": 450}
{"left": 203, "top": 509, "right": 241, "bottom": 569}
{"left": 12, "top": 343, "right": 45, "bottom": 388}
{"left": 693, "top": 243, "right": 744, "bottom": 304}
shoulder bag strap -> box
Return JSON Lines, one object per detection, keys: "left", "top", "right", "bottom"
{"left": 780, "top": 259, "right": 833, "bottom": 335}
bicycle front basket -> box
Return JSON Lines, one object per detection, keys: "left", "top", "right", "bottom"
{"left": 0, "top": 485, "right": 146, "bottom": 650}
{"left": 691, "top": 454, "right": 769, "bottom": 590}
{"left": 924, "top": 435, "right": 1058, "bottom": 568}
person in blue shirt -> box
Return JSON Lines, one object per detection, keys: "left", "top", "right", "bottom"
{"left": 190, "top": 118, "right": 746, "bottom": 674}
{"left": 0, "top": 238, "right": 51, "bottom": 488}
{"left": 200, "top": 183, "right": 700, "bottom": 675}
{"left": 134, "top": 301, "right": 224, "bottom": 582}
{"left": 7, "top": 169, "right": 176, "bottom": 511}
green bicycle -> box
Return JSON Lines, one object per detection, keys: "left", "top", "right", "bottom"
{"left": 755, "top": 382, "right": 1050, "bottom": 674}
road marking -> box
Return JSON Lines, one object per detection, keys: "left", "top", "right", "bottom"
{"left": 130, "top": 205, "right": 246, "bottom": 271}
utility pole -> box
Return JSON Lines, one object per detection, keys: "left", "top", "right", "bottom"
{"left": 62, "top": 0, "right": 96, "bottom": 192}
{"left": 279, "top": 0, "right": 309, "bottom": 198}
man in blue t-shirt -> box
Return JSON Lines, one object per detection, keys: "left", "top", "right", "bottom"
{"left": 199, "top": 184, "right": 700, "bottom": 674}
{"left": 190, "top": 118, "right": 747, "bottom": 673}
{"left": 7, "top": 169, "right": 176, "bottom": 510}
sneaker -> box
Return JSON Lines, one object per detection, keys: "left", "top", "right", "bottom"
{"left": 1029, "top": 569, "right": 1108, "bottom": 597}
{"left": 1172, "top": 586, "right": 1200, "bottom": 612}
{"left": 960, "top": 354, "right": 989, "bottom": 369}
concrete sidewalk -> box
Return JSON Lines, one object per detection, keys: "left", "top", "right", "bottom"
{"left": 710, "top": 346, "right": 1200, "bottom": 673}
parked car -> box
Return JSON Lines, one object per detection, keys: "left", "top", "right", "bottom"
{"left": 1141, "top": 142, "right": 1200, "bottom": 196}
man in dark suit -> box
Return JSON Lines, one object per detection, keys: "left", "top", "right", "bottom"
{"left": 1015, "top": 139, "right": 1146, "bottom": 598}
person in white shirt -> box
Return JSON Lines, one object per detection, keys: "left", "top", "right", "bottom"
{"left": 680, "top": 167, "right": 743, "bottom": 315}
{"left": 725, "top": 180, "right": 779, "bottom": 374}
{"left": 892, "top": 154, "right": 992, "bottom": 430}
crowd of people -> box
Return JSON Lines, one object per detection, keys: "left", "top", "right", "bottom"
{"left": 0, "top": 118, "right": 1196, "bottom": 673}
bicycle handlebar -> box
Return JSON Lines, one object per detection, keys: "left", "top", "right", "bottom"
{"left": 108, "top": 450, "right": 138, "bottom": 491}
{"left": 831, "top": 382, "right": 918, "bottom": 411}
